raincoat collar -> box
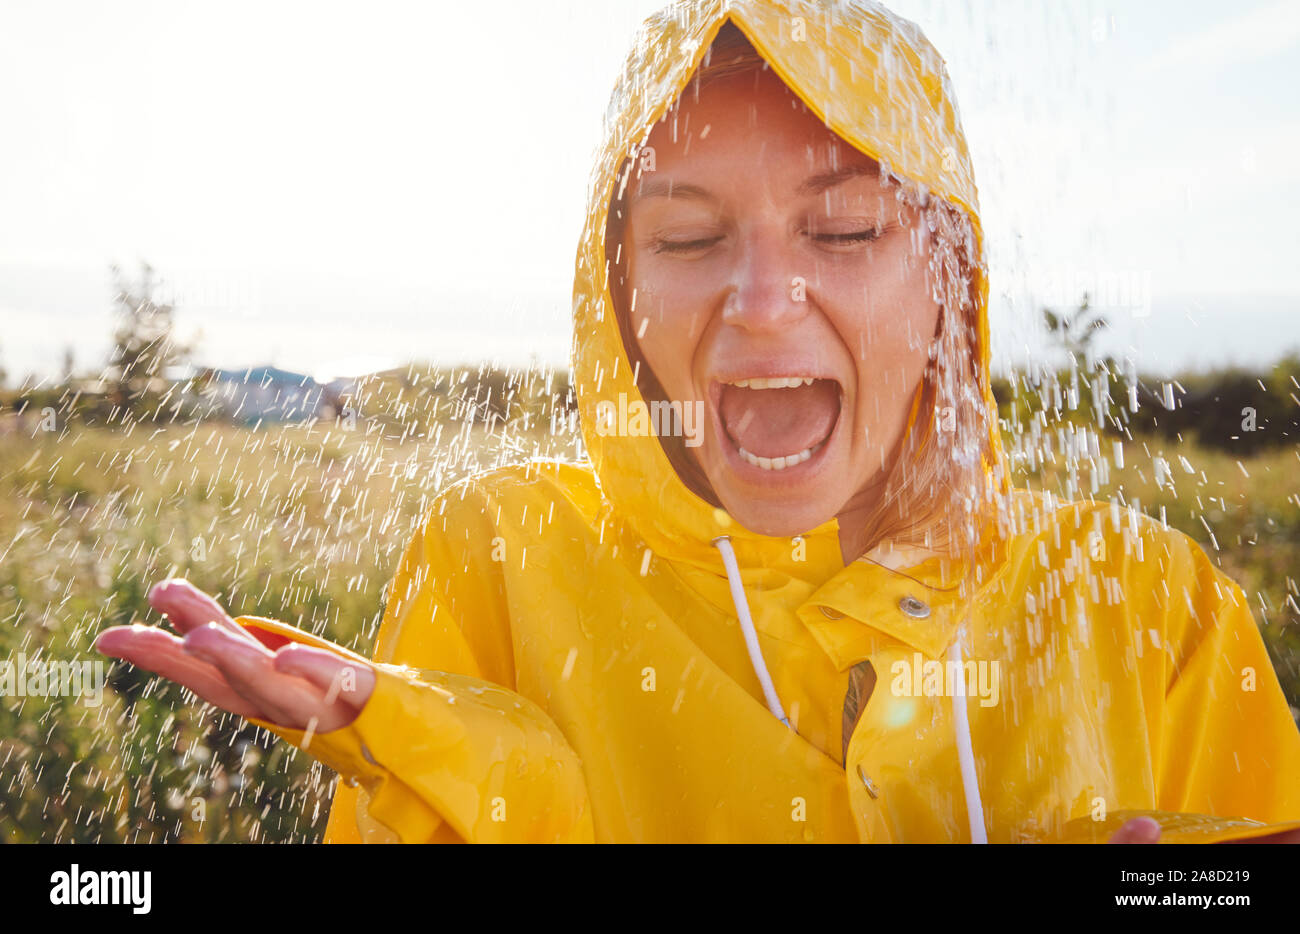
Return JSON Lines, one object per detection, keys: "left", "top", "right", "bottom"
{"left": 799, "top": 552, "right": 971, "bottom": 668}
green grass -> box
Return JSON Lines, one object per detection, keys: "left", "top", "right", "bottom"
{"left": 0, "top": 393, "right": 1295, "bottom": 841}
{"left": 0, "top": 406, "right": 576, "bottom": 842}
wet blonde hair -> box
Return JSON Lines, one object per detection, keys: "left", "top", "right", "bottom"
{"left": 606, "top": 22, "right": 992, "bottom": 561}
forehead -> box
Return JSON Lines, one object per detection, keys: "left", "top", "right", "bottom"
{"left": 642, "top": 67, "right": 872, "bottom": 181}
{"left": 650, "top": 67, "right": 863, "bottom": 166}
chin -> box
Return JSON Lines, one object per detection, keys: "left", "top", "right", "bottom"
{"left": 715, "top": 492, "right": 837, "bottom": 540}
{"left": 701, "top": 435, "right": 849, "bottom": 538}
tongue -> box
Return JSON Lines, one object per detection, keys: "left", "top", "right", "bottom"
{"left": 719, "top": 381, "right": 839, "bottom": 457}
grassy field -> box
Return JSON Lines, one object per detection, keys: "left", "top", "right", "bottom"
{"left": 0, "top": 387, "right": 1295, "bottom": 842}
{"left": 0, "top": 395, "right": 579, "bottom": 843}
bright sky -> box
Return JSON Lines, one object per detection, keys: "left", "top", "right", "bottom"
{"left": 1, "top": 0, "right": 1298, "bottom": 383}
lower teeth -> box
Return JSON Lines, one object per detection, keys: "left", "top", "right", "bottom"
{"left": 736, "top": 442, "right": 822, "bottom": 471}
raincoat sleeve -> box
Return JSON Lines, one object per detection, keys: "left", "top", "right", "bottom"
{"left": 1051, "top": 527, "right": 1300, "bottom": 844}
{"left": 231, "top": 491, "right": 594, "bottom": 844}
{"left": 1148, "top": 529, "right": 1300, "bottom": 824}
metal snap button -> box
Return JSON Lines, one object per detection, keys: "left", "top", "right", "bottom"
{"left": 898, "top": 595, "right": 930, "bottom": 619}
{"left": 856, "top": 763, "right": 880, "bottom": 799}
{"left": 819, "top": 605, "right": 844, "bottom": 620}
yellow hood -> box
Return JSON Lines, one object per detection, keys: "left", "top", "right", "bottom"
{"left": 572, "top": 0, "right": 1001, "bottom": 571}
{"left": 230, "top": 0, "right": 1300, "bottom": 844}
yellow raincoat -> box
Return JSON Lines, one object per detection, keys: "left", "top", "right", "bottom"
{"left": 238, "top": 0, "right": 1300, "bottom": 843}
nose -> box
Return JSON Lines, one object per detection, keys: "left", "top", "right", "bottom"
{"left": 721, "top": 226, "right": 812, "bottom": 334}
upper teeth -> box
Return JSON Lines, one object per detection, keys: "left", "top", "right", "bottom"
{"left": 727, "top": 376, "right": 816, "bottom": 389}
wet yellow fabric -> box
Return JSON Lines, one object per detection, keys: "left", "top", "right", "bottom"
{"left": 240, "top": 0, "right": 1300, "bottom": 843}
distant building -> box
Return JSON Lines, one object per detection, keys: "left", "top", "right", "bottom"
{"left": 185, "top": 365, "right": 355, "bottom": 424}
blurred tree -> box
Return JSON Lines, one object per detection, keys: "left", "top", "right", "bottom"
{"left": 107, "top": 261, "right": 190, "bottom": 415}
{"left": 1042, "top": 293, "right": 1107, "bottom": 360}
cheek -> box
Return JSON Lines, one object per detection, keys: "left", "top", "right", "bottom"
{"left": 825, "top": 266, "right": 938, "bottom": 366}
{"left": 854, "top": 326, "right": 931, "bottom": 426}
{"left": 633, "top": 256, "right": 711, "bottom": 323}
{"left": 822, "top": 261, "right": 938, "bottom": 422}
{"left": 629, "top": 258, "right": 713, "bottom": 389}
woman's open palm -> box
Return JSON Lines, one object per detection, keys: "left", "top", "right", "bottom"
{"left": 95, "top": 579, "right": 374, "bottom": 733}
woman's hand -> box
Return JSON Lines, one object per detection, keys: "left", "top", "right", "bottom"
{"left": 1107, "top": 816, "right": 1162, "bottom": 844}
{"left": 95, "top": 578, "right": 375, "bottom": 733}
{"left": 1108, "top": 815, "right": 1300, "bottom": 844}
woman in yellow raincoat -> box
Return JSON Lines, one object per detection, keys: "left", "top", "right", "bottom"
{"left": 98, "top": 0, "right": 1300, "bottom": 843}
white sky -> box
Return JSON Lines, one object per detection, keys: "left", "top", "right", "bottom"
{"left": 1, "top": 0, "right": 1298, "bottom": 383}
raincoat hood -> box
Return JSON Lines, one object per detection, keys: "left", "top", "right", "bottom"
{"left": 571, "top": 0, "right": 1002, "bottom": 572}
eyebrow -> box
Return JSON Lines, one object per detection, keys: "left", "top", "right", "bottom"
{"left": 797, "top": 161, "right": 880, "bottom": 196}
{"left": 631, "top": 160, "right": 880, "bottom": 203}
{"left": 632, "top": 178, "right": 715, "bottom": 203}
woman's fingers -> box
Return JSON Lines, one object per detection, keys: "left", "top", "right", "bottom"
{"left": 182, "top": 624, "right": 360, "bottom": 732}
{"left": 273, "top": 644, "right": 375, "bottom": 710}
{"left": 97, "top": 621, "right": 370, "bottom": 733}
{"left": 1107, "top": 816, "right": 1161, "bottom": 844}
{"left": 147, "top": 578, "right": 260, "bottom": 644}
{"left": 181, "top": 624, "right": 302, "bottom": 726}
{"left": 99, "top": 581, "right": 370, "bottom": 732}
{"left": 95, "top": 625, "right": 266, "bottom": 720}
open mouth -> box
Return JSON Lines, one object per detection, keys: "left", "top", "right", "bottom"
{"left": 716, "top": 375, "right": 842, "bottom": 472}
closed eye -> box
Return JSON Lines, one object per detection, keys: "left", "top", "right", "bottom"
{"left": 652, "top": 235, "right": 725, "bottom": 255}
{"left": 811, "top": 228, "right": 882, "bottom": 245}
{"left": 805, "top": 223, "right": 888, "bottom": 254}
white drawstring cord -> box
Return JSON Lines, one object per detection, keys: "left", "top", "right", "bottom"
{"left": 711, "top": 536, "right": 791, "bottom": 728}
{"left": 948, "top": 630, "right": 987, "bottom": 843}
{"left": 713, "top": 534, "right": 986, "bottom": 840}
